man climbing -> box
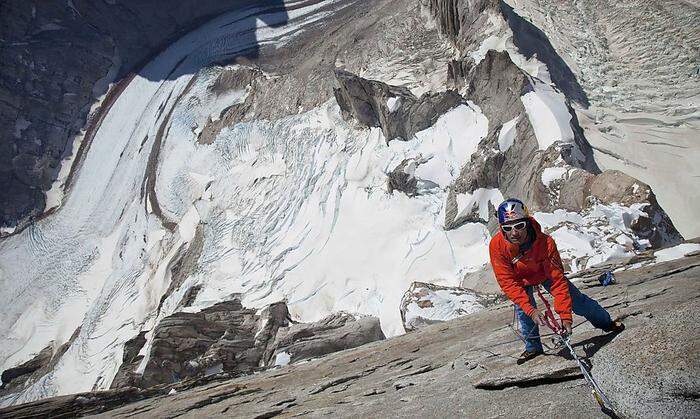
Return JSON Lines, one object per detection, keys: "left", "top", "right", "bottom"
{"left": 489, "top": 198, "right": 624, "bottom": 365}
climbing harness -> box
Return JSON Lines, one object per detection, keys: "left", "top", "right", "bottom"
{"left": 529, "top": 286, "right": 619, "bottom": 417}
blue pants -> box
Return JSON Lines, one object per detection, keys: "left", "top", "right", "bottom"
{"left": 515, "top": 280, "right": 613, "bottom": 352}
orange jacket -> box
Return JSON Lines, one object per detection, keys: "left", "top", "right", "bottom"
{"left": 489, "top": 217, "right": 573, "bottom": 322}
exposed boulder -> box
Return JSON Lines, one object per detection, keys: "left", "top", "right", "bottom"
{"left": 333, "top": 70, "right": 464, "bottom": 142}
{"left": 264, "top": 312, "right": 386, "bottom": 367}
{"left": 399, "top": 281, "right": 501, "bottom": 332}
{"left": 387, "top": 158, "right": 420, "bottom": 197}
{"left": 459, "top": 264, "right": 503, "bottom": 295}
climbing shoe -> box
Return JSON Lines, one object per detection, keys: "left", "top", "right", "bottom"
{"left": 603, "top": 320, "right": 625, "bottom": 334}
{"left": 516, "top": 350, "right": 543, "bottom": 365}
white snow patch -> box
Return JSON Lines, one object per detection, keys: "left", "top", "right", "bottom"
{"left": 168, "top": 388, "right": 177, "bottom": 395}
{"left": 274, "top": 351, "right": 291, "bottom": 367}
{"left": 386, "top": 97, "right": 401, "bottom": 113}
{"left": 654, "top": 243, "right": 700, "bottom": 263}
{"left": 497, "top": 116, "right": 518, "bottom": 152}
{"left": 521, "top": 80, "right": 575, "bottom": 151}
{"left": 455, "top": 188, "right": 504, "bottom": 221}
{"left": 404, "top": 288, "right": 484, "bottom": 331}
{"left": 387, "top": 104, "right": 489, "bottom": 188}
{"left": 534, "top": 203, "right": 651, "bottom": 272}
{"left": 541, "top": 167, "right": 568, "bottom": 187}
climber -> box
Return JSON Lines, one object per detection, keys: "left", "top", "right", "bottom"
{"left": 489, "top": 198, "right": 624, "bottom": 365}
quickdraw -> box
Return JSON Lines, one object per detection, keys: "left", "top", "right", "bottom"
{"left": 533, "top": 286, "right": 618, "bottom": 417}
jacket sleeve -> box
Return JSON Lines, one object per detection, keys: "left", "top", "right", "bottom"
{"left": 544, "top": 237, "right": 573, "bottom": 322}
{"left": 489, "top": 239, "right": 535, "bottom": 317}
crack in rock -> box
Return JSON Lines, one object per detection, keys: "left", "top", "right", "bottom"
{"left": 473, "top": 365, "right": 583, "bottom": 390}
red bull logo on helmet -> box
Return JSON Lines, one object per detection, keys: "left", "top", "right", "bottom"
{"left": 504, "top": 209, "right": 520, "bottom": 221}
{"left": 497, "top": 199, "right": 529, "bottom": 224}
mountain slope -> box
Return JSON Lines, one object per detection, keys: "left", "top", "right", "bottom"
{"left": 0, "top": 0, "right": 695, "bottom": 408}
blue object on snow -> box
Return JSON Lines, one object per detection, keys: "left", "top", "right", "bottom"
{"left": 598, "top": 271, "right": 615, "bottom": 286}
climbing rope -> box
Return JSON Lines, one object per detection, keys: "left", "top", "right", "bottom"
{"left": 532, "top": 286, "right": 619, "bottom": 417}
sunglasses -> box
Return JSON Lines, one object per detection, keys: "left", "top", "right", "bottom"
{"left": 501, "top": 221, "right": 527, "bottom": 232}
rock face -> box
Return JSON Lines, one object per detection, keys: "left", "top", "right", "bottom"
{"left": 423, "top": 0, "right": 499, "bottom": 54}
{"left": 399, "top": 281, "right": 501, "bottom": 332}
{"left": 333, "top": 70, "right": 464, "bottom": 142}
{"left": 444, "top": 50, "right": 596, "bottom": 227}
{"left": 3, "top": 252, "right": 698, "bottom": 418}
{"left": 108, "top": 298, "right": 384, "bottom": 390}
{"left": 425, "top": 7, "right": 683, "bottom": 247}
{"left": 0, "top": 0, "right": 285, "bottom": 228}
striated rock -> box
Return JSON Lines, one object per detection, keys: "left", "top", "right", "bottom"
{"left": 333, "top": 69, "right": 464, "bottom": 142}
{"left": 423, "top": 0, "right": 499, "bottom": 54}
{"left": 399, "top": 281, "right": 501, "bottom": 332}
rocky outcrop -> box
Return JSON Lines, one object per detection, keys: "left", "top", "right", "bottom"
{"left": 440, "top": 49, "right": 683, "bottom": 249}
{"left": 0, "top": 327, "right": 81, "bottom": 401}
{"left": 585, "top": 170, "right": 682, "bottom": 248}
{"left": 0, "top": 346, "right": 52, "bottom": 392}
{"left": 264, "top": 312, "right": 386, "bottom": 367}
{"left": 333, "top": 70, "right": 464, "bottom": 142}
{"left": 109, "top": 332, "right": 148, "bottom": 390}
{"left": 112, "top": 297, "right": 384, "bottom": 390}
{"left": 136, "top": 298, "right": 289, "bottom": 389}
{"left": 400, "top": 281, "right": 501, "bottom": 332}
{"left": 445, "top": 51, "right": 581, "bottom": 227}
{"left": 4, "top": 252, "right": 698, "bottom": 418}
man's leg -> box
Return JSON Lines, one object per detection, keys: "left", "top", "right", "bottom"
{"left": 515, "top": 287, "right": 544, "bottom": 353}
{"left": 544, "top": 280, "right": 613, "bottom": 330}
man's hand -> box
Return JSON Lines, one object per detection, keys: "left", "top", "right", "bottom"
{"left": 529, "top": 308, "right": 544, "bottom": 325}
{"left": 562, "top": 319, "right": 573, "bottom": 335}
